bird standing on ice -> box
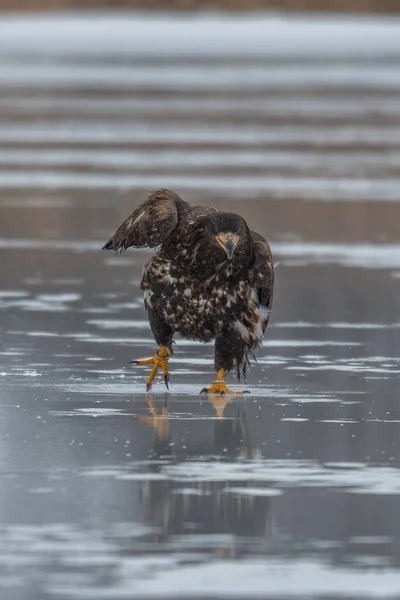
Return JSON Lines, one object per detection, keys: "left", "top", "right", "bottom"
{"left": 103, "top": 189, "right": 274, "bottom": 395}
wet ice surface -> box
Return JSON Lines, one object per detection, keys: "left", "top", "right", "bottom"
{"left": 2, "top": 12, "right": 400, "bottom": 600}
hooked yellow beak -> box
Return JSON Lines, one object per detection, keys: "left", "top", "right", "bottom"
{"left": 215, "top": 232, "right": 240, "bottom": 260}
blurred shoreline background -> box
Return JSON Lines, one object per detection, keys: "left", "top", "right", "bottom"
{"left": 0, "top": 0, "right": 399, "bottom": 12}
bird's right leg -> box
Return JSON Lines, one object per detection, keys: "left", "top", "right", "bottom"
{"left": 130, "top": 345, "right": 173, "bottom": 391}
{"left": 130, "top": 309, "right": 174, "bottom": 391}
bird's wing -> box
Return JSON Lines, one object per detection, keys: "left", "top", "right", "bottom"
{"left": 251, "top": 230, "right": 274, "bottom": 333}
{"left": 185, "top": 205, "right": 219, "bottom": 225}
{"left": 103, "top": 189, "right": 189, "bottom": 252}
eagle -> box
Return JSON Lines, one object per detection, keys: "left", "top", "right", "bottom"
{"left": 103, "top": 189, "right": 274, "bottom": 395}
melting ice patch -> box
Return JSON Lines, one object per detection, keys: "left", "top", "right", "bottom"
{"left": 4, "top": 238, "right": 400, "bottom": 271}
{"left": 80, "top": 458, "right": 400, "bottom": 495}
{"left": 0, "top": 290, "right": 29, "bottom": 298}
{"left": 1, "top": 14, "right": 400, "bottom": 58}
{"left": 224, "top": 487, "right": 283, "bottom": 497}
{"left": 0, "top": 369, "right": 42, "bottom": 377}
{"left": 37, "top": 293, "right": 80, "bottom": 302}
{"left": 274, "top": 242, "right": 400, "bottom": 269}
{"left": 0, "top": 238, "right": 99, "bottom": 252}
{"left": 274, "top": 321, "right": 395, "bottom": 329}
{"left": 3, "top": 239, "right": 400, "bottom": 270}
{"left": 45, "top": 379, "right": 343, "bottom": 402}
{"left": 3, "top": 63, "right": 400, "bottom": 90}
{"left": 87, "top": 319, "right": 149, "bottom": 330}
{"left": 287, "top": 355, "right": 400, "bottom": 377}
{"left": 264, "top": 340, "right": 361, "bottom": 348}
{"left": 50, "top": 408, "right": 133, "bottom": 417}
{"left": 159, "top": 460, "right": 400, "bottom": 495}
{"left": 2, "top": 171, "right": 400, "bottom": 201}
{"left": 0, "top": 292, "right": 81, "bottom": 312}
{"left": 45, "top": 557, "right": 400, "bottom": 599}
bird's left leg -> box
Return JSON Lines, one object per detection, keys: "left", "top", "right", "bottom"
{"left": 200, "top": 368, "right": 248, "bottom": 395}
{"left": 200, "top": 328, "right": 249, "bottom": 396}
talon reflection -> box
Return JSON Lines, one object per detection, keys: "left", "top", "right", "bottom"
{"left": 207, "top": 392, "right": 234, "bottom": 419}
{"left": 138, "top": 394, "right": 171, "bottom": 455}
{"left": 138, "top": 396, "right": 271, "bottom": 551}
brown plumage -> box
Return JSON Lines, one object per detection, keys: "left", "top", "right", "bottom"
{"left": 103, "top": 189, "right": 274, "bottom": 393}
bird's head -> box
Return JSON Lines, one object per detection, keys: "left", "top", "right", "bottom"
{"left": 206, "top": 212, "right": 249, "bottom": 262}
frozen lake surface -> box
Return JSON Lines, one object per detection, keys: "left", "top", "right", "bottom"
{"left": 1, "top": 11, "right": 400, "bottom": 600}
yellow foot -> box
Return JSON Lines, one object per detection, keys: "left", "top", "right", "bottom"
{"left": 200, "top": 369, "right": 249, "bottom": 396}
{"left": 130, "top": 345, "right": 173, "bottom": 391}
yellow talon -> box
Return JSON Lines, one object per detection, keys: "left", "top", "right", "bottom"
{"left": 200, "top": 369, "right": 249, "bottom": 396}
{"left": 130, "top": 345, "right": 173, "bottom": 391}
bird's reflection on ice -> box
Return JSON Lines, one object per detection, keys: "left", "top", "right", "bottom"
{"left": 137, "top": 394, "right": 271, "bottom": 551}
{"left": 138, "top": 394, "right": 172, "bottom": 455}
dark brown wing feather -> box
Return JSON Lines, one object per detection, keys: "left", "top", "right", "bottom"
{"left": 251, "top": 230, "right": 274, "bottom": 333}
{"left": 185, "top": 205, "right": 219, "bottom": 225}
{"left": 103, "top": 189, "right": 189, "bottom": 252}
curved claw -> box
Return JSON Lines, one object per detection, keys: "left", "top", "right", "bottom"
{"left": 164, "top": 375, "right": 170, "bottom": 390}
{"left": 200, "top": 382, "right": 248, "bottom": 396}
{"left": 200, "top": 369, "right": 248, "bottom": 396}
{"left": 130, "top": 346, "right": 172, "bottom": 391}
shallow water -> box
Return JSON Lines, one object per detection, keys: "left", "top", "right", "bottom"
{"left": 1, "top": 12, "right": 400, "bottom": 599}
